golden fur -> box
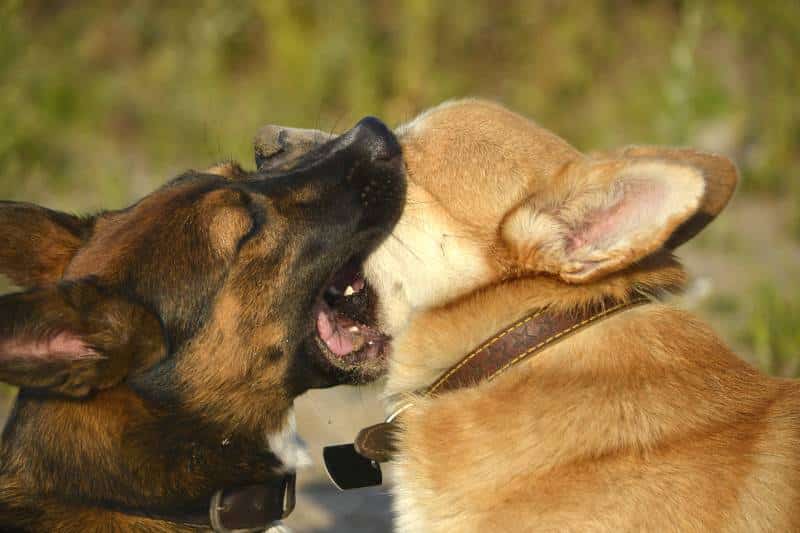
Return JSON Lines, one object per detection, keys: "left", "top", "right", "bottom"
{"left": 362, "top": 99, "right": 800, "bottom": 531}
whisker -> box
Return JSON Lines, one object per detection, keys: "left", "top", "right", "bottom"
{"left": 390, "top": 233, "right": 424, "bottom": 263}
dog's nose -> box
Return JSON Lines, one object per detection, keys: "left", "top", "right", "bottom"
{"left": 336, "top": 117, "right": 404, "bottom": 229}
{"left": 343, "top": 116, "right": 401, "bottom": 163}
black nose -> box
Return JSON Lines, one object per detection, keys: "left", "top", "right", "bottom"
{"left": 341, "top": 116, "right": 401, "bottom": 163}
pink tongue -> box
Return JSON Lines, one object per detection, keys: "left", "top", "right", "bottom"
{"left": 316, "top": 305, "right": 355, "bottom": 356}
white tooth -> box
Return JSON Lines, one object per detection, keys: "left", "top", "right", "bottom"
{"left": 344, "top": 285, "right": 355, "bottom": 296}
{"left": 348, "top": 326, "right": 360, "bottom": 333}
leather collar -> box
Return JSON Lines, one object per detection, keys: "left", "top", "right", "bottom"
{"left": 324, "top": 295, "right": 649, "bottom": 490}
{"left": 114, "top": 473, "right": 296, "bottom": 532}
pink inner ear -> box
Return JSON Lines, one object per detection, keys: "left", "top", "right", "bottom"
{"left": 567, "top": 200, "right": 628, "bottom": 252}
{"left": 567, "top": 180, "right": 665, "bottom": 253}
{"left": 0, "top": 331, "right": 100, "bottom": 361}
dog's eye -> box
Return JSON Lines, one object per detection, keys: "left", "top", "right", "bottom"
{"left": 205, "top": 189, "right": 264, "bottom": 255}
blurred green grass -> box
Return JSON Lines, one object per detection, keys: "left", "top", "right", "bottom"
{"left": 0, "top": 0, "right": 798, "bottom": 384}
{"left": 739, "top": 284, "right": 800, "bottom": 377}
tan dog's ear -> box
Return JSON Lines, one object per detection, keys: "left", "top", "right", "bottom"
{"left": 608, "top": 147, "right": 738, "bottom": 249}
{"left": 501, "top": 148, "right": 738, "bottom": 283}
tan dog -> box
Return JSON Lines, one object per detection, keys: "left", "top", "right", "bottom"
{"left": 353, "top": 99, "right": 799, "bottom": 532}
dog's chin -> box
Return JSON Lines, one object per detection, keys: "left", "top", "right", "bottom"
{"left": 309, "top": 257, "right": 391, "bottom": 385}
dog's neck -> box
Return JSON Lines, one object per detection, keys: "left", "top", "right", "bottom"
{"left": 385, "top": 253, "right": 686, "bottom": 402}
{"left": 0, "top": 387, "right": 300, "bottom": 531}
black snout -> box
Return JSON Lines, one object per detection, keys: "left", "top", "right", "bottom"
{"left": 341, "top": 116, "right": 401, "bottom": 163}
{"left": 249, "top": 116, "right": 405, "bottom": 242}
{"left": 254, "top": 117, "right": 400, "bottom": 172}
{"left": 332, "top": 117, "right": 404, "bottom": 232}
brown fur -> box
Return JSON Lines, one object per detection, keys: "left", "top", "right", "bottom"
{"left": 0, "top": 118, "right": 405, "bottom": 532}
{"left": 358, "top": 100, "right": 799, "bottom": 531}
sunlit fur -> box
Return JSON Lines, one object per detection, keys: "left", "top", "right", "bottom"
{"left": 0, "top": 119, "right": 405, "bottom": 532}
{"left": 363, "top": 99, "right": 799, "bottom": 532}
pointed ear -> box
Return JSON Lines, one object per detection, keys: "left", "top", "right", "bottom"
{"left": 0, "top": 202, "right": 94, "bottom": 288}
{"left": 0, "top": 283, "right": 166, "bottom": 397}
{"left": 606, "top": 147, "right": 738, "bottom": 249}
{"left": 501, "top": 148, "right": 738, "bottom": 283}
{"left": 254, "top": 125, "right": 335, "bottom": 171}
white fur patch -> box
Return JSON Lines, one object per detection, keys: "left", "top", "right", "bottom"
{"left": 501, "top": 209, "right": 566, "bottom": 268}
{"left": 392, "top": 461, "right": 434, "bottom": 533}
{"left": 364, "top": 192, "right": 492, "bottom": 340}
{"left": 264, "top": 522, "right": 292, "bottom": 533}
{"left": 267, "top": 409, "right": 311, "bottom": 472}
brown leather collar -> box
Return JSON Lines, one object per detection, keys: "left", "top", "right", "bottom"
{"left": 115, "top": 474, "right": 295, "bottom": 532}
{"left": 324, "top": 295, "right": 649, "bottom": 489}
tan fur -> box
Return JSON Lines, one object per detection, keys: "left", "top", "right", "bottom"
{"left": 204, "top": 190, "right": 254, "bottom": 257}
{"left": 363, "top": 99, "right": 799, "bottom": 531}
{"left": 203, "top": 161, "right": 246, "bottom": 180}
{"left": 177, "top": 286, "right": 293, "bottom": 436}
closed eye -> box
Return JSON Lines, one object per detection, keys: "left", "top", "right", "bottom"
{"left": 237, "top": 195, "right": 266, "bottom": 250}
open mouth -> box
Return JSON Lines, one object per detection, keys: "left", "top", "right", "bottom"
{"left": 313, "top": 258, "right": 389, "bottom": 374}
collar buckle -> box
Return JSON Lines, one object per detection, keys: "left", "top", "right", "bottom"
{"left": 209, "top": 473, "right": 296, "bottom": 532}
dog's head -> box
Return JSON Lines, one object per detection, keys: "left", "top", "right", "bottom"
{"left": 0, "top": 117, "right": 404, "bottom": 439}
{"left": 360, "top": 99, "right": 738, "bottom": 342}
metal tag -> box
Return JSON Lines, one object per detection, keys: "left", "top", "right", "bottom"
{"left": 323, "top": 443, "right": 383, "bottom": 490}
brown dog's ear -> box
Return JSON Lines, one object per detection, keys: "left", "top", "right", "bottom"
{"left": 0, "top": 282, "right": 166, "bottom": 397}
{"left": 0, "top": 202, "right": 94, "bottom": 288}
{"left": 254, "top": 125, "right": 335, "bottom": 171}
{"left": 501, "top": 148, "right": 738, "bottom": 283}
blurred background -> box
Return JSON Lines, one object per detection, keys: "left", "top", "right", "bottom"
{"left": 1, "top": 1, "right": 798, "bottom": 531}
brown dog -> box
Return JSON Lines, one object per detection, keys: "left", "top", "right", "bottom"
{"left": 0, "top": 118, "right": 404, "bottom": 532}
{"left": 276, "top": 99, "right": 800, "bottom": 531}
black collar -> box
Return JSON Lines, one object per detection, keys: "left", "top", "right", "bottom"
{"left": 114, "top": 473, "right": 295, "bottom": 532}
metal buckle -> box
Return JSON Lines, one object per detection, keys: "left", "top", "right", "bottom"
{"left": 280, "top": 473, "right": 296, "bottom": 519}
{"left": 385, "top": 402, "right": 414, "bottom": 423}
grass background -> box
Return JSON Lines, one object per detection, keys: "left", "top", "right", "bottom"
{"left": 1, "top": 1, "right": 798, "bottom": 530}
